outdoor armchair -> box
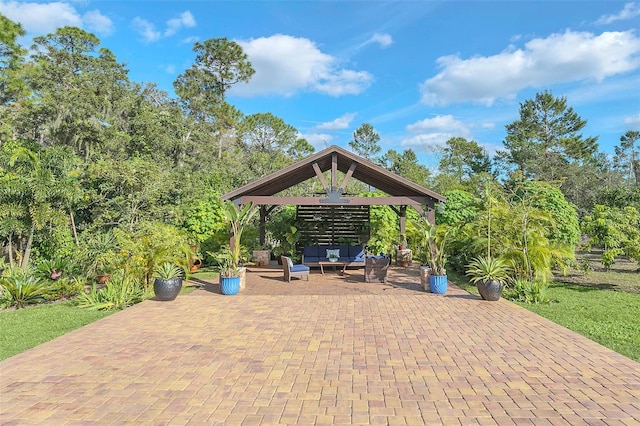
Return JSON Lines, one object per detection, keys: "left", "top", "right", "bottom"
{"left": 282, "top": 256, "right": 310, "bottom": 282}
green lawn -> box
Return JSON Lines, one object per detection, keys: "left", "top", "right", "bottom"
{"left": 0, "top": 301, "right": 113, "bottom": 361}
{"left": 448, "top": 267, "right": 640, "bottom": 362}
{"left": 0, "top": 285, "right": 199, "bottom": 361}
{"left": 2, "top": 262, "right": 638, "bottom": 363}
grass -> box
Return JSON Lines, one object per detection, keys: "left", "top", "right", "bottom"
{"left": 2, "top": 256, "right": 638, "bottom": 362}
{"left": 448, "top": 254, "right": 640, "bottom": 362}
{"left": 190, "top": 267, "right": 219, "bottom": 281}
{"left": 0, "top": 282, "right": 198, "bottom": 361}
{"left": 0, "top": 301, "right": 113, "bottom": 361}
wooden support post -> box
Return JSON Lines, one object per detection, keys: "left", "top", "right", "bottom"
{"left": 259, "top": 206, "right": 267, "bottom": 246}
{"left": 399, "top": 205, "right": 407, "bottom": 237}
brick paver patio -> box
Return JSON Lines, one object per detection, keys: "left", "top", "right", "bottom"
{"left": 1, "top": 265, "right": 639, "bottom": 425}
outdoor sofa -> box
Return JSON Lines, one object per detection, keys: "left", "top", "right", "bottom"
{"left": 301, "top": 245, "right": 366, "bottom": 268}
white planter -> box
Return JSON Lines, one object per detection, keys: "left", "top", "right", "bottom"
{"left": 420, "top": 266, "right": 431, "bottom": 291}
{"left": 238, "top": 267, "right": 247, "bottom": 290}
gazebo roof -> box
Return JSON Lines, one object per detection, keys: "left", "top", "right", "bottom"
{"left": 221, "top": 145, "right": 445, "bottom": 206}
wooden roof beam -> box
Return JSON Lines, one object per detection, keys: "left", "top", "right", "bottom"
{"left": 312, "top": 162, "right": 329, "bottom": 193}
{"left": 339, "top": 162, "right": 357, "bottom": 192}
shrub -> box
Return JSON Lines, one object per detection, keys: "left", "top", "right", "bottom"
{"left": 75, "top": 271, "right": 148, "bottom": 311}
{"left": 45, "top": 277, "right": 85, "bottom": 301}
{"left": 0, "top": 268, "right": 51, "bottom": 309}
{"left": 35, "top": 258, "right": 70, "bottom": 280}
{"left": 504, "top": 279, "right": 550, "bottom": 304}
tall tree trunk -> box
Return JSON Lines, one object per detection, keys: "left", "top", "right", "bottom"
{"left": 21, "top": 224, "right": 35, "bottom": 268}
{"left": 69, "top": 208, "right": 79, "bottom": 246}
{"left": 7, "top": 233, "right": 14, "bottom": 266}
{"left": 633, "top": 159, "right": 640, "bottom": 187}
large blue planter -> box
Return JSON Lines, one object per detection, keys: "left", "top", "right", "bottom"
{"left": 429, "top": 274, "right": 448, "bottom": 294}
{"left": 220, "top": 276, "right": 240, "bottom": 295}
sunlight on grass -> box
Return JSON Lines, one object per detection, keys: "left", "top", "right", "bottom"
{"left": 0, "top": 301, "right": 113, "bottom": 361}
{"left": 448, "top": 270, "right": 640, "bottom": 362}
{"left": 523, "top": 284, "right": 640, "bottom": 362}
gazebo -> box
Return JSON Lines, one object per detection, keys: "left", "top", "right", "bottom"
{"left": 221, "top": 145, "right": 445, "bottom": 249}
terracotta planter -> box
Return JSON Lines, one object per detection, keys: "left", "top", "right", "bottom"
{"left": 190, "top": 258, "right": 202, "bottom": 273}
{"left": 96, "top": 274, "right": 110, "bottom": 285}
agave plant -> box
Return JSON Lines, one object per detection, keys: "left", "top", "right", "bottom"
{"left": 466, "top": 256, "right": 511, "bottom": 285}
{"left": 0, "top": 271, "right": 50, "bottom": 309}
{"left": 154, "top": 262, "right": 183, "bottom": 280}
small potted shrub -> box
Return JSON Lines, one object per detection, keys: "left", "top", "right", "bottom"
{"left": 466, "top": 256, "right": 511, "bottom": 301}
{"left": 411, "top": 216, "right": 448, "bottom": 293}
{"left": 217, "top": 250, "right": 240, "bottom": 295}
{"left": 153, "top": 262, "right": 183, "bottom": 301}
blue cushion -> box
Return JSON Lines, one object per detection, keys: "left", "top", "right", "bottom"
{"left": 303, "top": 246, "right": 319, "bottom": 257}
{"left": 349, "top": 246, "right": 364, "bottom": 258}
{"left": 291, "top": 264, "right": 310, "bottom": 272}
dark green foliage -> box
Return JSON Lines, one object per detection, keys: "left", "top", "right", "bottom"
{"left": 381, "top": 149, "right": 431, "bottom": 187}
{"left": 437, "top": 137, "right": 492, "bottom": 186}
{"left": 349, "top": 123, "right": 381, "bottom": 162}
{"left": 510, "top": 180, "right": 580, "bottom": 249}
{"left": 437, "top": 189, "right": 479, "bottom": 226}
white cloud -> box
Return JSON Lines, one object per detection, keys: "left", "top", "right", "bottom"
{"left": 132, "top": 17, "right": 161, "bottom": 42}
{"left": 402, "top": 115, "right": 472, "bottom": 150}
{"left": 623, "top": 113, "right": 640, "bottom": 128}
{"left": 0, "top": 1, "right": 112, "bottom": 35}
{"left": 83, "top": 10, "right": 113, "bottom": 35}
{"left": 369, "top": 33, "right": 393, "bottom": 48}
{"left": 234, "top": 34, "right": 373, "bottom": 97}
{"left": 316, "top": 113, "right": 357, "bottom": 130}
{"left": 300, "top": 133, "right": 334, "bottom": 150}
{"left": 165, "top": 64, "right": 176, "bottom": 74}
{"left": 420, "top": 30, "right": 640, "bottom": 106}
{"left": 595, "top": 2, "right": 640, "bottom": 25}
{"left": 132, "top": 11, "right": 196, "bottom": 42}
{"left": 164, "top": 11, "right": 196, "bottom": 37}
{"left": 181, "top": 36, "right": 200, "bottom": 45}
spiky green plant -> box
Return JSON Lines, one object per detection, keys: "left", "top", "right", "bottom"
{"left": 0, "top": 270, "right": 50, "bottom": 309}
{"left": 154, "top": 262, "right": 183, "bottom": 280}
{"left": 466, "top": 256, "right": 511, "bottom": 284}
{"left": 76, "top": 271, "right": 147, "bottom": 311}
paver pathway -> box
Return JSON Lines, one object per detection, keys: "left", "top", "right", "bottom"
{"left": 1, "top": 267, "right": 639, "bottom": 425}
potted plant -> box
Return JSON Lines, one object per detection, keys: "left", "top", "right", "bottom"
{"left": 411, "top": 216, "right": 449, "bottom": 294}
{"left": 410, "top": 216, "right": 449, "bottom": 293}
{"left": 153, "top": 262, "right": 184, "bottom": 301}
{"left": 221, "top": 200, "right": 258, "bottom": 290}
{"left": 465, "top": 184, "right": 511, "bottom": 301}
{"left": 466, "top": 256, "right": 511, "bottom": 301}
{"left": 216, "top": 249, "right": 240, "bottom": 295}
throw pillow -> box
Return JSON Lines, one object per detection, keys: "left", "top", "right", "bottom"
{"left": 326, "top": 249, "right": 340, "bottom": 259}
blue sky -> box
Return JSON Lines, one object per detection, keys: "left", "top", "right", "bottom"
{"left": 2, "top": 1, "right": 640, "bottom": 168}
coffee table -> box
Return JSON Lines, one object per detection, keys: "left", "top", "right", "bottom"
{"left": 318, "top": 261, "right": 347, "bottom": 276}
